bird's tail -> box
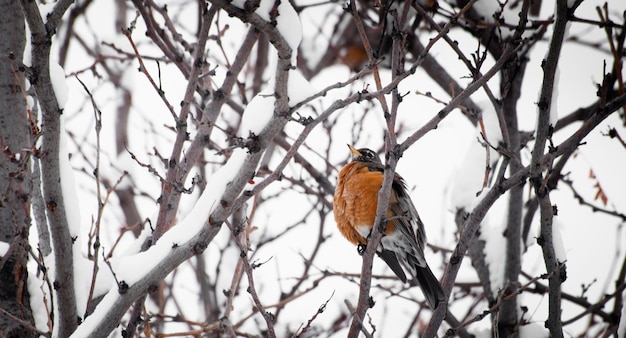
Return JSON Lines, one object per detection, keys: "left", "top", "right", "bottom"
{"left": 411, "top": 263, "right": 446, "bottom": 309}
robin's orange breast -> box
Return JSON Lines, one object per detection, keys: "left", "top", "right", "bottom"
{"left": 333, "top": 162, "right": 397, "bottom": 245}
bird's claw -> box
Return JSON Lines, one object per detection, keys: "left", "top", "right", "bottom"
{"left": 357, "top": 243, "right": 367, "bottom": 255}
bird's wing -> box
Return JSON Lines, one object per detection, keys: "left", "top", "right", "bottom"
{"left": 388, "top": 174, "right": 428, "bottom": 265}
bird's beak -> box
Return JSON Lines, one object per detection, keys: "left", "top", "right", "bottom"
{"left": 347, "top": 144, "right": 361, "bottom": 158}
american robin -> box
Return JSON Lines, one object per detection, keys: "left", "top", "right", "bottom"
{"left": 333, "top": 145, "right": 445, "bottom": 309}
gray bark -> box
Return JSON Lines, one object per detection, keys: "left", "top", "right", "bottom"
{"left": 0, "top": 0, "right": 35, "bottom": 336}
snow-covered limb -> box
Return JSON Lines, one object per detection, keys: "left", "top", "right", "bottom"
{"left": 72, "top": 0, "right": 306, "bottom": 336}
{"left": 72, "top": 87, "right": 295, "bottom": 338}
{"left": 150, "top": 4, "right": 215, "bottom": 240}
{"left": 152, "top": 24, "right": 259, "bottom": 243}
{"left": 20, "top": 1, "right": 77, "bottom": 336}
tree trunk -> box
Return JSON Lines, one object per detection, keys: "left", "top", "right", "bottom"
{"left": 0, "top": 0, "right": 36, "bottom": 336}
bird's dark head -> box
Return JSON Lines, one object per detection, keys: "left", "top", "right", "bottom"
{"left": 348, "top": 145, "right": 382, "bottom": 164}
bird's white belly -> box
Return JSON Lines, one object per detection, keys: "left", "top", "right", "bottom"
{"left": 356, "top": 225, "right": 371, "bottom": 238}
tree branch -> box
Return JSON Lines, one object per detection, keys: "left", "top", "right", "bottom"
{"left": 72, "top": 0, "right": 296, "bottom": 335}
{"left": 20, "top": 1, "right": 78, "bottom": 336}
{"left": 529, "top": 1, "right": 570, "bottom": 337}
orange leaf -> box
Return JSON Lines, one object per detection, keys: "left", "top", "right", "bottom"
{"left": 593, "top": 182, "right": 608, "bottom": 206}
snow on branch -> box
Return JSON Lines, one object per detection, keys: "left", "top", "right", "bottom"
{"left": 71, "top": 0, "right": 312, "bottom": 336}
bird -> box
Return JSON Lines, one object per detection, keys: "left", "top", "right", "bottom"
{"left": 333, "top": 145, "right": 445, "bottom": 309}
